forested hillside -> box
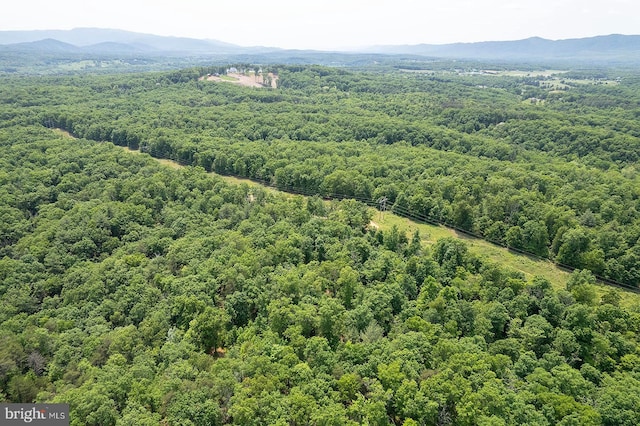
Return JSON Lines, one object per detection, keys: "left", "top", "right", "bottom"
{"left": 2, "top": 124, "right": 640, "bottom": 425}
{"left": 2, "top": 66, "right": 640, "bottom": 425}
{"left": 4, "top": 65, "right": 639, "bottom": 287}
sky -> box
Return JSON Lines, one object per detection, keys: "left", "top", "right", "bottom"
{"left": 2, "top": 0, "right": 639, "bottom": 50}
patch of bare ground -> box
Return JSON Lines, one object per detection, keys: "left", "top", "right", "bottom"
{"left": 201, "top": 72, "right": 278, "bottom": 88}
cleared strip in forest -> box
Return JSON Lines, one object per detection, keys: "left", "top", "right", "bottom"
{"left": 53, "top": 130, "right": 640, "bottom": 303}
{"left": 372, "top": 211, "right": 571, "bottom": 286}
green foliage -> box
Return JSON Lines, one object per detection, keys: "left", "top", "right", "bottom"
{"left": 4, "top": 65, "right": 640, "bottom": 285}
{"left": 186, "top": 306, "right": 230, "bottom": 353}
{"left": 2, "top": 65, "right": 640, "bottom": 425}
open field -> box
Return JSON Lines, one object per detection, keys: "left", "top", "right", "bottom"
{"left": 121, "top": 147, "right": 183, "bottom": 169}
{"left": 493, "top": 70, "right": 568, "bottom": 77}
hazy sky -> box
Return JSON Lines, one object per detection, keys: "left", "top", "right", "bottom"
{"left": 3, "top": 0, "right": 639, "bottom": 49}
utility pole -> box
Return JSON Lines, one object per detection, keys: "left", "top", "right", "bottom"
{"left": 378, "top": 196, "right": 388, "bottom": 221}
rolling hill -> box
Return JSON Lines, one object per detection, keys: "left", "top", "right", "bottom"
{"left": 1, "top": 28, "right": 640, "bottom": 62}
{"left": 0, "top": 28, "right": 269, "bottom": 55}
{"left": 367, "top": 34, "right": 640, "bottom": 62}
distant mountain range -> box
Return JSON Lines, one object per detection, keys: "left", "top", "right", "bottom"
{"left": 1, "top": 28, "right": 640, "bottom": 63}
{"left": 0, "top": 28, "right": 278, "bottom": 55}
{"left": 367, "top": 34, "right": 640, "bottom": 62}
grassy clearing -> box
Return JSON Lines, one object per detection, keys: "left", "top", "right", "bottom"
{"left": 494, "top": 70, "right": 568, "bottom": 77}
{"left": 216, "top": 175, "right": 288, "bottom": 196}
{"left": 371, "top": 208, "right": 640, "bottom": 309}
{"left": 371, "top": 208, "right": 570, "bottom": 287}
{"left": 217, "top": 174, "right": 263, "bottom": 187}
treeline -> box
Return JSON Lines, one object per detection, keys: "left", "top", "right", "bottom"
{"left": 4, "top": 66, "right": 637, "bottom": 286}
{"left": 2, "top": 126, "right": 640, "bottom": 425}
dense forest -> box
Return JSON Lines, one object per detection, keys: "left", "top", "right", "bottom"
{"left": 2, "top": 65, "right": 640, "bottom": 425}
{"left": 3, "top": 65, "right": 639, "bottom": 286}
